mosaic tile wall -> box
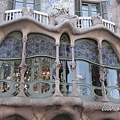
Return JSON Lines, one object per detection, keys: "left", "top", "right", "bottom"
{"left": 41, "top": 0, "right": 74, "bottom": 16}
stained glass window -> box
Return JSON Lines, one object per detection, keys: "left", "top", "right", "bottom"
{"left": 59, "top": 33, "right": 71, "bottom": 59}
{"left": 75, "top": 40, "right": 99, "bottom": 63}
{"left": 0, "top": 36, "right": 22, "bottom": 58}
{"left": 102, "top": 41, "right": 120, "bottom": 67}
{"left": 26, "top": 36, "right": 56, "bottom": 57}
{"left": 25, "top": 57, "right": 55, "bottom": 81}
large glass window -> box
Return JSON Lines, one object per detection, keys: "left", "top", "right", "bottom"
{"left": 59, "top": 33, "right": 72, "bottom": 94}
{"left": 75, "top": 0, "right": 100, "bottom": 17}
{"left": 7, "top": 0, "right": 41, "bottom": 11}
{"left": 101, "top": 1, "right": 108, "bottom": 19}
{"left": 74, "top": 0, "right": 108, "bottom": 19}
{"left": 82, "top": 3, "right": 98, "bottom": 17}
{"left": 0, "top": 32, "right": 22, "bottom": 94}
{"left": 25, "top": 34, "right": 55, "bottom": 95}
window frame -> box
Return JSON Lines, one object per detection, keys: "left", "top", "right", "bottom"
{"left": 74, "top": 0, "right": 108, "bottom": 19}
{"left": 7, "top": 0, "right": 41, "bottom": 11}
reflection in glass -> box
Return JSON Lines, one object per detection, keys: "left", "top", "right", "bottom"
{"left": 82, "top": 11, "right": 88, "bottom": 17}
{"left": 77, "top": 86, "right": 91, "bottom": 96}
{"left": 110, "top": 89, "right": 120, "bottom": 99}
{"left": 26, "top": 0, "right": 34, "bottom": 3}
{"left": 108, "top": 69, "right": 118, "bottom": 86}
{"left": 91, "top": 5, "right": 97, "bottom": 11}
{"left": 59, "top": 61, "right": 72, "bottom": 93}
{"left": 76, "top": 61, "right": 90, "bottom": 84}
{"left": 82, "top": 5, "right": 88, "bottom": 10}
{"left": 0, "top": 61, "right": 11, "bottom": 80}
{"left": 26, "top": 57, "right": 55, "bottom": 81}
{"left": 91, "top": 11, "right": 97, "bottom": 16}
{"left": 13, "top": 60, "right": 21, "bottom": 81}
{"left": 0, "top": 82, "right": 9, "bottom": 93}
{"left": 76, "top": 61, "right": 91, "bottom": 96}
{"left": 15, "top": 2, "right": 23, "bottom": 9}
{"left": 34, "top": 58, "right": 50, "bottom": 80}
{"left": 34, "top": 83, "right": 50, "bottom": 93}
{"left": 26, "top": 4, "right": 34, "bottom": 9}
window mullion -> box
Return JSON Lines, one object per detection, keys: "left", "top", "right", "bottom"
{"left": 23, "top": 0, "right": 26, "bottom": 8}
{"left": 10, "top": 61, "right": 14, "bottom": 81}
{"left": 88, "top": 4, "right": 91, "bottom": 16}
{"left": 50, "top": 59, "right": 52, "bottom": 81}
{"left": 31, "top": 58, "right": 35, "bottom": 81}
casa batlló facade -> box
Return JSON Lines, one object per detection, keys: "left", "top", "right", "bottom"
{"left": 0, "top": 0, "right": 119, "bottom": 120}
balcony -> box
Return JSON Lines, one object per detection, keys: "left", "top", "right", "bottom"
{"left": 0, "top": 9, "right": 119, "bottom": 104}
{"left": 4, "top": 9, "right": 116, "bottom": 32}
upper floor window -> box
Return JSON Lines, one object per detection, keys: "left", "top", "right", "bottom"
{"left": 82, "top": 3, "right": 99, "bottom": 17}
{"left": 7, "top": 0, "right": 41, "bottom": 11}
{"left": 75, "top": 0, "right": 108, "bottom": 19}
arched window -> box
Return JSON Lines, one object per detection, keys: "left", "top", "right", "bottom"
{"left": 59, "top": 33, "right": 72, "bottom": 95}
{"left": 0, "top": 31, "right": 22, "bottom": 96}
{"left": 25, "top": 33, "right": 55, "bottom": 98}
{"left": 102, "top": 41, "right": 120, "bottom": 100}
{"left": 75, "top": 39, "right": 101, "bottom": 99}
{"left": 102, "top": 41, "right": 120, "bottom": 67}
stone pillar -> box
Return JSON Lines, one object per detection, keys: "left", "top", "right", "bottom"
{"left": 17, "top": 35, "right": 27, "bottom": 97}
{"left": 98, "top": 40, "right": 109, "bottom": 102}
{"left": 69, "top": 44, "right": 79, "bottom": 97}
{"left": 53, "top": 42, "right": 63, "bottom": 97}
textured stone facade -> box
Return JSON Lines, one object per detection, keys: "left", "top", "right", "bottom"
{"left": 110, "top": 0, "right": 120, "bottom": 33}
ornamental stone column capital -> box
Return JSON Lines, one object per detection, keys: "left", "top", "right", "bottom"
{"left": 55, "top": 42, "right": 60, "bottom": 46}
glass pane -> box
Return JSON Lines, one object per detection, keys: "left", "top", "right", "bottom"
{"left": 26, "top": 3, "right": 34, "bottom": 8}
{"left": 26, "top": 0, "right": 34, "bottom": 3}
{"left": 59, "top": 61, "right": 71, "bottom": 83}
{"left": 101, "top": 2, "right": 107, "bottom": 13}
{"left": 15, "top": 2, "right": 23, "bottom": 9}
{"left": 77, "top": 86, "right": 91, "bottom": 96}
{"left": 82, "top": 11, "right": 89, "bottom": 17}
{"left": 67, "top": 61, "right": 72, "bottom": 83}
{"left": 108, "top": 69, "right": 118, "bottom": 86}
{"left": 25, "top": 59, "right": 32, "bottom": 81}
{"left": 13, "top": 60, "right": 21, "bottom": 81}
{"left": 102, "top": 41, "right": 120, "bottom": 67}
{"left": 91, "top": 5, "right": 97, "bottom": 11}
{"left": 110, "top": 89, "right": 120, "bottom": 99}
{"left": 0, "top": 82, "right": 9, "bottom": 93}
{"left": 76, "top": 61, "right": 90, "bottom": 84}
{"left": 91, "top": 65, "right": 100, "bottom": 87}
{"left": 92, "top": 11, "right": 97, "bottom": 16}
{"left": 34, "top": 83, "right": 50, "bottom": 93}
{"left": 82, "top": 5, "right": 88, "bottom": 10}
{"left": 34, "top": 58, "right": 50, "bottom": 80}
{"left": 0, "top": 61, "right": 12, "bottom": 80}
{"left": 16, "top": 0, "right": 23, "bottom": 2}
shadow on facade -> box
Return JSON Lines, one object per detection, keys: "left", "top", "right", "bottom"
{"left": 2, "top": 115, "right": 26, "bottom": 120}
{"left": 51, "top": 114, "right": 72, "bottom": 120}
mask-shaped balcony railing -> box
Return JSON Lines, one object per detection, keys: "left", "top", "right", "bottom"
{"left": 4, "top": 9, "right": 115, "bottom": 32}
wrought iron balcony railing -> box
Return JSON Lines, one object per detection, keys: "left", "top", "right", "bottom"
{"left": 4, "top": 9, "right": 116, "bottom": 32}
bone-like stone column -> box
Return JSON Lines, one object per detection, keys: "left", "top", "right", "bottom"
{"left": 69, "top": 44, "right": 79, "bottom": 97}
{"left": 17, "top": 35, "right": 27, "bottom": 97}
{"left": 53, "top": 42, "right": 63, "bottom": 97}
{"left": 98, "top": 40, "right": 109, "bottom": 102}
